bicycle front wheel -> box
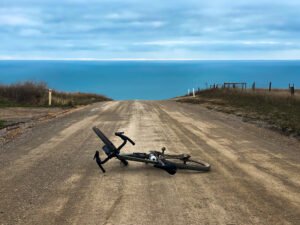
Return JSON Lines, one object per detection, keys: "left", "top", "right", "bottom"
{"left": 165, "top": 158, "right": 211, "bottom": 172}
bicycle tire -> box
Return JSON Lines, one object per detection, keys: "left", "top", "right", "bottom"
{"left": 165, "top": 158, "right": 211, "bottom": 172}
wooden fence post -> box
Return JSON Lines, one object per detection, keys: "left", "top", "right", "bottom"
{"left": 48, "top": 89, "right": 52, "bottom": 106}
{"left": 291, "top": 86, "right": 295, "bottom": 96}
{"left": 290, "top": 84, "right": 295, "bottom": 96}
{"left": 252, "top": 82, "right": 255, "bottom": 91}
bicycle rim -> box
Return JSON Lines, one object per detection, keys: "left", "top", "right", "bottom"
{"left": 165, "top": 158, "right": 211, "bottom": 172}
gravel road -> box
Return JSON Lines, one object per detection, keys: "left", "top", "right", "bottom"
{"left": 0, "top": 101, "right": 299, "bottom": 225}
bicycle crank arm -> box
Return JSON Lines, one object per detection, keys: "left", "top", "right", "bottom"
{"left": 154, "top": 160, "right": 177, "bottom": 175}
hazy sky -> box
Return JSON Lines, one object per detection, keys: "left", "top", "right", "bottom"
{"left": 1, "top": 0, "right": 300, "bottom": 60}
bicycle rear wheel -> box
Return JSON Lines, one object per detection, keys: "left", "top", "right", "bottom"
{"left": 165, "top": 158, "right": 211, "bottom": 172}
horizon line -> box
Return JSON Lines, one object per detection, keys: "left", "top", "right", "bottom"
{"left": 1, "top": 58, "right": 300, "bottom": 61}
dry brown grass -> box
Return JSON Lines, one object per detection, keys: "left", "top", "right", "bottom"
{"left": 0, "top": 81, "right": 47, "bottom": 106}
{"left": 51, "top": 90, "right": 111, "bottom": 106}
{"left": 0, "top": 81, "right": 111, "bottom": 107}
{"left": 245, "top": 88, "right": 300, "bottom": 99}
{"left": 178, "top": 88, "right": 300, "bottom": 137}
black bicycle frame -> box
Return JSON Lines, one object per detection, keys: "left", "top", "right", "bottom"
{"left": 93, "top": 127, "right": 178, "bottom": 174}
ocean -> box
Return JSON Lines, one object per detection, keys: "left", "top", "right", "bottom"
{"left": 0, "top": 60, "right": 299, "bottom": 100}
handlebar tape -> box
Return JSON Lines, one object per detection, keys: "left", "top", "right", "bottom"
{"left": 127, "top": 137, "right": 135, "bottom": 145}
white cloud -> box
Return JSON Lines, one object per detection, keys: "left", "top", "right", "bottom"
{"left": 150, "top": 21, "right": 166, "bottom": 28}
{"left": 0, "top": 0, "right": 300, "bottom": 59}
{"left": 0, "top": 7, "right": 41, "bottom": 27}
{"left": 240, "top": 41, "right": 294, "bottom": 46}
{"left": 136, "top": 40, "right": 204, "bottom": 46}
{"left": 134, "top": 39, "right": 297, "bottom": 47}
{"left": 104, "top": 11, "right": 140, "bottom": 20}
{"left": 0, "top": 14, "right": 38, "bottom": 26}
{"left": 128, "top": 20, "right": 166, "bottom": 28}
{"left": 0, "top": 55, "right": 16, "bottom": 60}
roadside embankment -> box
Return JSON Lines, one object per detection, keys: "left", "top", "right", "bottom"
{"left": 0, "top": 81, "right": 111, "bottom": 143}
{"left": 0, "top": 81, "right": 111, "bottom": 107}
{"left": 176, "top": 88, "right": 300, "bottom": 138}
{"left": 0, "top": 106, "right": 86, "bottom": 145}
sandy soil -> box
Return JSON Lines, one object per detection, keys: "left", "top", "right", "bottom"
{"left": 0, "top": 106, "right": 86, "bottom": 145}
{"left": 0, "top": 107, "right": 77, "bottom": 124}
{"left": 0, "top": 101, "right": 299, "bottom": 225}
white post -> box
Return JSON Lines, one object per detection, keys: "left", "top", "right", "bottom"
{"left": 188, "top": 89, "right": 190, "bottom": 96}
{"left": 193, "top": 88, "right": 195, "bottom": 97}
{"left": 48, "top": 89, "right": 52, "bottom": 106}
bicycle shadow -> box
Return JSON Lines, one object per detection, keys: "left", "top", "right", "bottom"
{"left": 98, "top": 162, "right": 209, "bottom": 176}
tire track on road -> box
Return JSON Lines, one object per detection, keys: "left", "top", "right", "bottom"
{"left": 155, "top": 101, "right": 299, "bottom": 224}
{"left": 0, "top": 101, "right": 124, "bottom": 224}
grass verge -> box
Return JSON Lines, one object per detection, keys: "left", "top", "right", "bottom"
{"left": 0, "top": 81, "right": 111, "bottom": 107}
{"left": 177, "top": 89, "right": 300, "bottom": 137}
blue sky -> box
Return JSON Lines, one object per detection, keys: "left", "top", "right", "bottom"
{"left": 1, "top": 0, "right": 300, "bottom": 60}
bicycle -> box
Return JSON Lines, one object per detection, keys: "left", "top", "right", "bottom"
{"left": 92, "top": 127, "right": 211, "bottom": 175}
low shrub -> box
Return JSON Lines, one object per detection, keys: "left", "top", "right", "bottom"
{"left": 0, "top": 81, "right": 111, "bottom": 107}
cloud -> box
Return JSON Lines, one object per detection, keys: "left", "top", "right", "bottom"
{"left": 104, "top": 11, "right": 141, "bottom": 20}
{"left": 0, "top": 7, "right": 41, "bottom": 26}
{"left": 131, "top": 39, "right": 299, "bottom": 53}
{"left": 0, "top": 14, "right": 38, "bottom": 26}
{"left": 0, "top": 0, "right": 300, "bottom": 59}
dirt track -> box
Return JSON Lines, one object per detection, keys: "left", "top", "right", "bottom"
{"left": 0, "top": 101, "right": 299, "bottom": 225}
